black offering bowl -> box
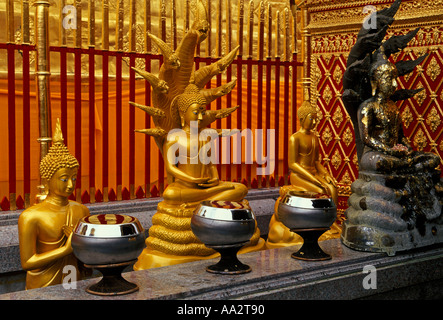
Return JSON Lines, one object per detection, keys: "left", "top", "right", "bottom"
{"left": 72, "top": 214, "right": 145, "bottom": 295}
{"left": 191, "top": 200, "right": 256, "bottom": 274}
{"left": 277, "top": 191, "right": 337, "bottom": 261}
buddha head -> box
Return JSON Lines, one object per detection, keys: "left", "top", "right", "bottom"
{"left": 370, "top": 49, "right": 398, "bottom": 98}
{"left": 174, "top": 84, "right": 208, "bottom": 129}
{"left": 298, "top": 100, "right": 318, "bottom": 131}
{"left": 39, "top": 119, "right": 79, "bottom": 199}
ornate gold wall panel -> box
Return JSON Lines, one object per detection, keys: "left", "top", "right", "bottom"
{"left": 305, "top": 0, "right": 443, "bottom": 212}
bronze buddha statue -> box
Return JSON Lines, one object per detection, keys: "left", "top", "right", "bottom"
{"left": 341, "top": 0, "right": 443, "bottom": 254}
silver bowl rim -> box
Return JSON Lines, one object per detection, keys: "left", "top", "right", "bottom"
{"left": 281, "top": 190, "right": 336, "bottom": 208}
{"left": 73, "top": 214, "right": 145, "bottom": 238}
{"left": 191, "top": 213, "right": 256, "bottom": 224}
{"left": 193, "top": 200, "right": 256, "bottom": 222}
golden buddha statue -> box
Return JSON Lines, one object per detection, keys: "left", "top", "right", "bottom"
{"left": 18, "top": 119, "right": 90, "bottom": 289}
{"left": 132, "top": 1, "right": 264, "bottom": 270}
{"left": 266, "top": 101, "right": 341, "bottom": 248}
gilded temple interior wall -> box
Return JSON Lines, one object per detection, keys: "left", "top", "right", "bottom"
{"left": 2, "top": 0, "right": 442, "bottom": 214}
{"left": 0, "top": 0, "right": 299, "bottom": 78}
{"left": 0, "top": 0, "right": 302, "bottom": 210}
{"left": 305, "top": 0, "right": 443, "bottom": 211}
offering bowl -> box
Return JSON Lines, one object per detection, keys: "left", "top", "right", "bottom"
{"left": 72, "top": 214, "right": 145, "bottom": 295}
{"left": 277, "top": 191, "right": 337, "bottom": 261}
{"left": 191, "top": 200, "right": 256, "bottom": 274}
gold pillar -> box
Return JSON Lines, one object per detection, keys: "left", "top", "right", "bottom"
{"left": 34, "top": 0, "right": 52, "bottom": 201}
{"left": 300, "top": 2, "right": 310, "bottom": 101}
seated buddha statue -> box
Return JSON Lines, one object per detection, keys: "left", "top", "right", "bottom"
{"left": 162, "top": 84, "right": 248, "bottom": 204}
{"left": 18, "top": 119, "right": 90, "bottom": 289}
{"left": 133, "top": 0, "right": 264, "bottom": 270}
{"left": 266, "top": 101, "right": 341, "bottom": 248}
{"left": 341, "top": 0, "right": 443, "bottom": 254}
{"left": 347, "top": 50, "right": 442, "bottom": 232}
{"left": 358, "top": 52, "right": 440, "bottom": 174}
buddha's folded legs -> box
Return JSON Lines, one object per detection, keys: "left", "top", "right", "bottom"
{"left": 162, "top": 181, "right": 247, "bottom": 204}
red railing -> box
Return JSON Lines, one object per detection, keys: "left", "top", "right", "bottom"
{"left": 0, "top": 44, "right": 301, "bottom": 211}
{"left": 0, "top": 1, "right": 302, "bottom": 211}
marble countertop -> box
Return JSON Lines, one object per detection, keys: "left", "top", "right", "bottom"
{"left": 1, "top": 238, "right": 442, "bottom": 300}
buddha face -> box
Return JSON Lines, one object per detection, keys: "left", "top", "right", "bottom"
{"left": 373, "top": 63, "right": 398, "bottom": 98}
{"left": 182, "top": 103, "right": 207, "bottom": 128}
{"left": 47, "top": 167, "right": 78, "bottom": 198}
{"left": 301, "top": 112, "right": 318, "bottom": 131}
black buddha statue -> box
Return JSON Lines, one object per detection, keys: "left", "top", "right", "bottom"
{"left": 341, "top": 0, "right": 443, "bottom": 255}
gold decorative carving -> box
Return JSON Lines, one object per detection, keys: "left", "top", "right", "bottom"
{"left": 333, "top": 66, "right": 343, "bottom": 85}
{"left": 331, "top": 149, "right": 342, "bottom": 170}
{"left": 402, "top": 105, "right": 414, "bottom": 129}
{"left": 323, "top": 85, "right": 332, "bottom": 104}
{"left": 321, "top": 126, "right": 333, "bottom": 146}
{"left": 426, "top": 56, "right": 441, "bottom": 81}
{"left": 332, "top": 107, "right": 343, "bottom": 128}
{"left": 413, "top": 128, "right": 428, "bottom": 151}
{"left": 340, "top": 170, "right": 352, "bottom": 186}
{"left": 343, "top": 127, "right": 353, "bottom": 147}
{"left": 414, "top": 82, "right": 426, "bottom": 106}
{"left": 426, "top": 107, "right": 441, "bottom": 132}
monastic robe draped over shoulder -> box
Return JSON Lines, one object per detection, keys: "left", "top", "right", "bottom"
{"left": 20, "top": 201, "right": 89, "bottom": 290}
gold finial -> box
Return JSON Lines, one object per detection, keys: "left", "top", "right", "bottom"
{"left": 52, "top": 118, "right": 64, "bottom": 145}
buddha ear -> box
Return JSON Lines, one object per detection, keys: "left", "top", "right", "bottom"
{"left": 180, "top": 115, "right": 185, "bottom": 127}
{"left": 371, "top": 79, "right": 377, "bottom": 96}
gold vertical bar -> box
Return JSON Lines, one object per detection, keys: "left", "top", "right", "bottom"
{"left": 184, "top": 0, "right": 190, "bottom": 33}
{"left": 292, "top": 5, "right": 298, "bottom": 54}
{"left": 257, "top": 1, "right": 265, "bottom": 61}
{"left": 75, "top": 0, "right": 82, "bottom": 48}
{"left": 237, "top": 0, "right": 244, "bottom": 56}
{"left": 88, "top": 0, "right": 95, "bottom": 47}
{"left": 144, "top": 0, "right": 151, "bottom": 52}
{"left": 129, "top": 0, "right": 136, "bottom": 52}
{"left": 116, "top": 0, "right": 124, "bottom": 51}
{"left": 266, "top": 4, "right": 272, "bottom": 58}
{"left": 159, "top": 0, "right": 166, "bottom": 41}
{"left": 275, "top": 10, "right": 281, "bottom": 58}
{"left": 25, "top": 193, "right": 31, "bottom": 209}
{"left": 283, "top": 8, "right": 291, "bottom": 62}
{"left": 9, "top": 194, "right": 16, "bottom": 211}
{"left": 226, "top": 0, "right": 232, "bottom": 52}
{"left": 34, "top": 0, "right": 52, "bottom": 201}
{"left": 59, "top": 0, "right": 67, "bottom": 46}
{"left": 216, "top": 0, "right": 222, "bottom": 57}
{"left": 247, "top": 0, "right": 254, "bottom": 58}
{"left": 205, "top": 0, "right": 211, "bottom": 57}
{"left": 22, "top": 0, "right": 31, "bottom": 44}
{"left": 171, "top": 0, "right": 177, "bottom": 50}
{"left": 6, "top": 0, "right": 14, "bottom": 43}
{"left": 102, "top": 0, "right": 109, "bottom": 50}
{"left": 300, "top": 3, "right": 310, "bottom": 100}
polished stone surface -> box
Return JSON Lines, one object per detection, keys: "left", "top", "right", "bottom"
{"left": 0, "top": 188, "right": 279, "bottom": 275}
{"left": 1, "top": 238, "right": 441, "bottom": 300}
